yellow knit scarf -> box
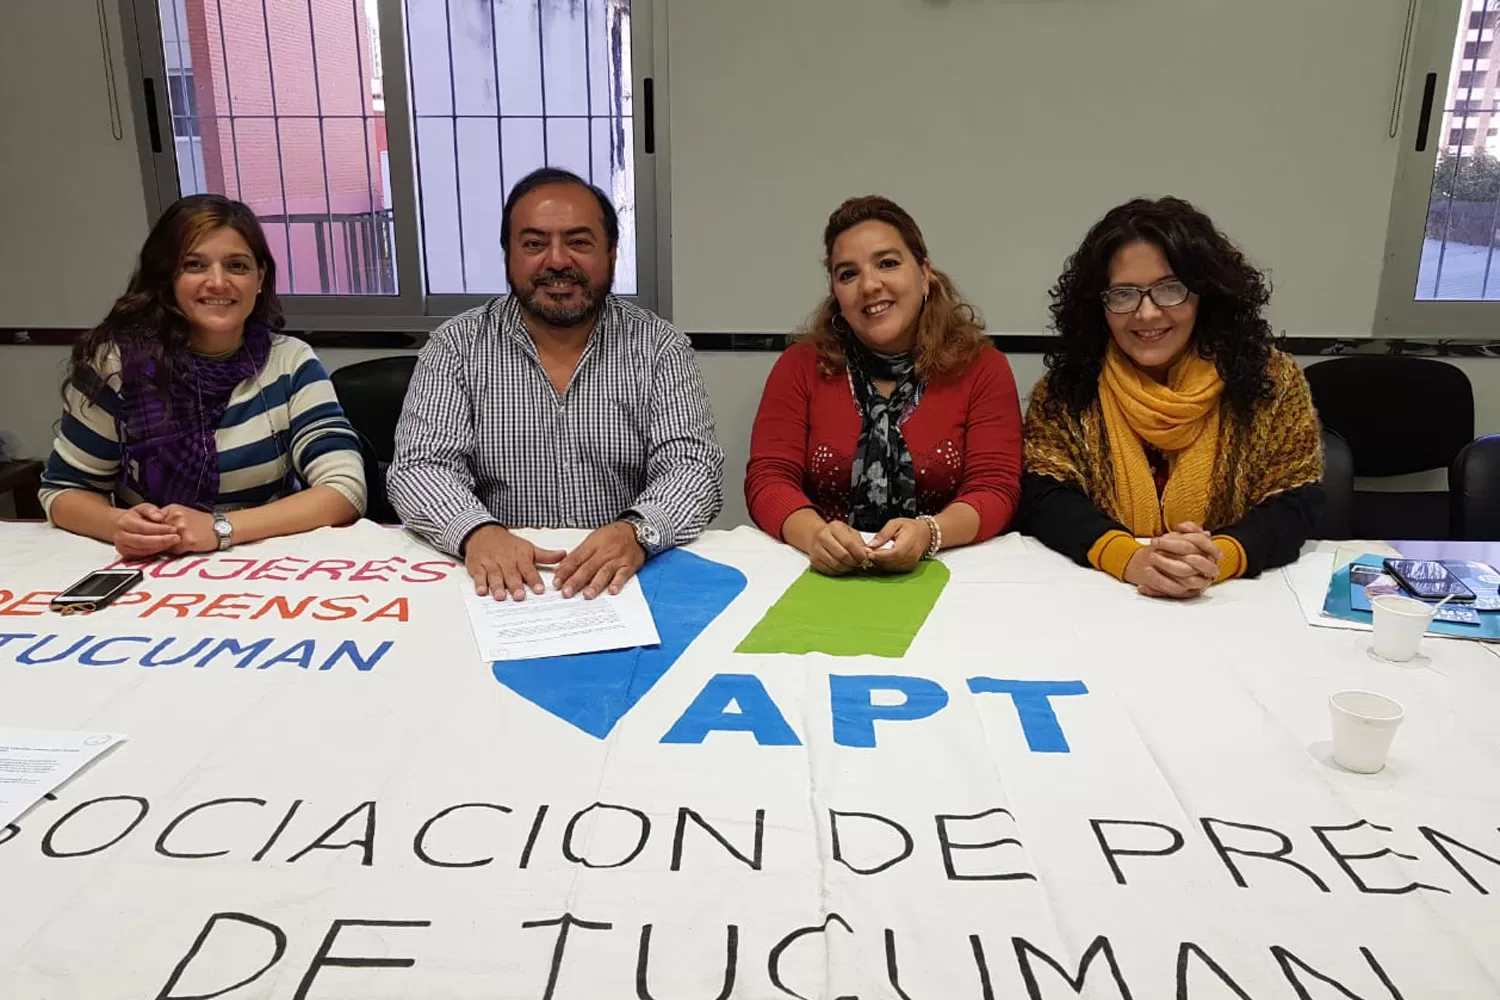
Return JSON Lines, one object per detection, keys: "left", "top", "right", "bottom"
{"left": 1097, "top": 342, "right": 1225, "bottom": 536}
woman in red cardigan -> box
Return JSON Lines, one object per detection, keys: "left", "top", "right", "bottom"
{"left": 745, "top": 196, "right": 1023, "bottom": 575}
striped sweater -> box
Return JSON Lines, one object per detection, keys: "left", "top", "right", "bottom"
{"left": 41, "top": 335, "right": 367, "bottom": 519}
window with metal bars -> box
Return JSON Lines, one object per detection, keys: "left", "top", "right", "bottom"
{"left": 125, "top": 0, "right": 652, "bottom": 314}
{"left": 1378, "top": 0, "right": 1500, "bottom": 324}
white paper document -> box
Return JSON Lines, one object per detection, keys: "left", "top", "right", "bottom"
{"left": 0, "top": 727, "right": 125, "bottom": 828}
{"left": 1284, "top": 553, "right": 1361, "bottom": 631}
{"left": 462, "top": 571, "right": 661, "bottom": 661}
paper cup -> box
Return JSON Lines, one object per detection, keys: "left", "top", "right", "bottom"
{"left": 1370, "top": 594, "right": 1435, "bottom": 662}
{"left": 1329, "top": 690, "right": 1404, "bottom": 774}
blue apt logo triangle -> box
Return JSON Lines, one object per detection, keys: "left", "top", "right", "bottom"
{"left": 491, "top": 548, "right": 747, "bottom": 738}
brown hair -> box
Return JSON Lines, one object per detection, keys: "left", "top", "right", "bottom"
{"left": 795, "top": 195, "right": 989, "bottom": 381}
{"left": 64, "top": 194, "right": 283, "bottom": 405}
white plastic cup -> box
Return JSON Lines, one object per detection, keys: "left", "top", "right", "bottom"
{"left": 1329, "top": 690, "right": 1404, "bottom": 774}
{"left": 1370, "top": 594, "right": 1435, "bottom": 662}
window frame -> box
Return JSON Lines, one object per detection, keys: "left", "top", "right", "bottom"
{"left": 117, "top": 0, "right": 665, "bottom": 331}
{"left": 1377, "top": 0, "right": 1500, "bottom": 337}
{"left": 164, "top": 68, "right": 199, "bottom": 137}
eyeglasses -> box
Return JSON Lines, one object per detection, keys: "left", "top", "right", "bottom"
{"left": 55, "top": 602, "right": 97, "bottom": 616}
{"left": 1101, "top": 279, "right": 1191, "bottom": 314}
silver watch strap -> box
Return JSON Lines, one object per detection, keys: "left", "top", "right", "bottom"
{"left": 622, "top": 512, "right": 657, "bottom": 555}
{"left": 214, "top": 513, "right": 233, "bottom": 551}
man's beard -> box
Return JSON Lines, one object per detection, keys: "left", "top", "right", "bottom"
{"left": 513, "top": 264, "right": 614, "bottom": 328}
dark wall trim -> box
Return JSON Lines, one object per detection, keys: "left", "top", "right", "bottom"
{"left": 0, "top": 327, "right": 428, "bottom": 350}
{"left": 688, "top": 333, "right": 1500, "bottom": 358}
{"left": 4, "top": 327, "right": 1500, "bottom": 358}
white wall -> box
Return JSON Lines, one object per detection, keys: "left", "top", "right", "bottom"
{"left": 0, "top": 0, "right": 149, "bottom": 326}
{"left": 666, "top": 0, "right": 1412, "bottom": 338}
{"left": 0, "top": 0, "right": 1418, "bottom": 335}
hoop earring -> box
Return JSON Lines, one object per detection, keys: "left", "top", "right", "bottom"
{"left": 831, "top": 313, "right": 851, "bottom": 334}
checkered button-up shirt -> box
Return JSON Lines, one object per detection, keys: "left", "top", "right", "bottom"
{"left": 387, "top": 295, "right": 725, "bottom": 556}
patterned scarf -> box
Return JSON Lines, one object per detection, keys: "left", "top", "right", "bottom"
{"left": 116, "top": 322, "right": 272, "bottom": 512}
{"left": 844, "top": 335, "right": 921, "bottom": 532}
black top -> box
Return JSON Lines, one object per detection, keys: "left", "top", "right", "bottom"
{"left": 1017, "top": 473, "right": 1325, "bottom": 579}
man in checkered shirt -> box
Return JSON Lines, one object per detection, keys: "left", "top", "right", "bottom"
{"left": 388, "top": 168, "right": 724, "bottom": 601}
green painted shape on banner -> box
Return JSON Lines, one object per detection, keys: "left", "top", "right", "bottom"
{"left": 734, "top": 560, "right": 951, "bottom": 658}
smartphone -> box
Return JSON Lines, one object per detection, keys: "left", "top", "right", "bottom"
{"left": 1382, "top": 559, "right": 1476, "bottom": 603}
{"left": 49, "top": 568, "right": 144, "bottom": 614}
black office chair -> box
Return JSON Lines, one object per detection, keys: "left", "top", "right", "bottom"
{"left": 1304, "top": 356, "right": 1473, "bottom": 540}
{"left": 349, "top": 430, "right": 396, "bottom": 525}
{"left": 1450, "top": 435, "right": 1500, "bottom": 540}
{"left": 330, "top": 356, "right": 419, "bottom": 524}
{"left": 1315, "top": 427, "right": 1354, "bottom": 541}
{"left": 330, "top": 356, "right": 418, "bottom": 461}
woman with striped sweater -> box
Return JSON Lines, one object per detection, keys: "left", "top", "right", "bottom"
{"left": 42, "top": 195, "right": 366, "bottom": 558}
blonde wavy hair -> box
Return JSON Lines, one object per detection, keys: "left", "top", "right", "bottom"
{"left": 795, "top": 195, "right": 989, "bottom": 381}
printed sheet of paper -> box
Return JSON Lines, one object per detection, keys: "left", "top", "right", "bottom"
{"left": 462, "top": 571, "right": 661, "bottom": 661}
{"left": 0, "top": 728, "right": 125, "bottom": 828}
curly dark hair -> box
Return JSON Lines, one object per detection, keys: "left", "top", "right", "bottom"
{"left": 64, "top": 194, "right": 283, "bottom": 407}
{"left": 1043, "top": 196, "right": 1274, "bottom": 423}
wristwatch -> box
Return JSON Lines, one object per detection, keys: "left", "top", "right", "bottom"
{"left": 212, "top": 513, "right": 234, "bottom": 551}
{"left": 620, "top": 512, "right": 661, "bottom": 556}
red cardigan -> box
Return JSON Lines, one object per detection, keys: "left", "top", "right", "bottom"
{"left": 745, "top": 342, "right": 1023, "bottom": 541}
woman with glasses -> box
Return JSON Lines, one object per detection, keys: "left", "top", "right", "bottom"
{"left": 1018, "top": 196, "right": 1322, "bottom": 598}
{"left": 41, "top": 194, "right": 366, "bottom": 558}
{"left": 745, "top": 195, "right": 1022, "bottom": 575}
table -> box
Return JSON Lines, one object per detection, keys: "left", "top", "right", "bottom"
{"left": 2, "top": 521, "right": 1499, "bottom": 997}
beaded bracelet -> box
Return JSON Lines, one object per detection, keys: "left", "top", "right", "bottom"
{"left": 917, "top": 514, "right": 942, "bottom": 559}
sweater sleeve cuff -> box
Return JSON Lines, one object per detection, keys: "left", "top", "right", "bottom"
{"left": 1212, "top": 535, "right": 1247, "bottom": 582}
{"left": 1087, "top": 530, "right": 1143, "bottom": 582}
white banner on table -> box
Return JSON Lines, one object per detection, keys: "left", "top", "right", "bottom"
{"left": 2, "top": 522, "right": 1500, "bottom": 997}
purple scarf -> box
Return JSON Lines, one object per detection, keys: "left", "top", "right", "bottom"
{"left": 116, "top": 322, "right": 273, "bottom": 511}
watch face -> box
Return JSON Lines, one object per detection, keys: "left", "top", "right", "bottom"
{"left": 214, "top": 519, "right": 232, "bottom": 537}
{"left": 635, "top": 520, "right": 660, "bottom": 548}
